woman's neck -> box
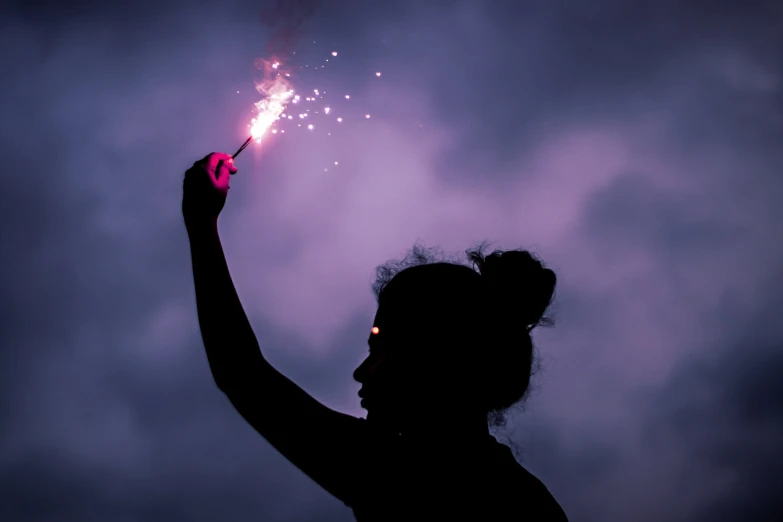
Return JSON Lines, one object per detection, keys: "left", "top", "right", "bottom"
{"left": 400, "top": 408, "right": 491, "bottom": 443}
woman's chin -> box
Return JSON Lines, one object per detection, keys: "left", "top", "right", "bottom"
{"left": 365, "top": 408, "right": 393, "bottom": 425}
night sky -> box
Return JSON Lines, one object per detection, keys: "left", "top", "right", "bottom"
{"left": 1, "top": 1, "right": 782, "bottom": 521}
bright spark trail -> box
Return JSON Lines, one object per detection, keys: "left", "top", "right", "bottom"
{"left": 231, "top": 45, "right": 383, "bottom": 169}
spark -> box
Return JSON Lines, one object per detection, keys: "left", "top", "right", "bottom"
{"left": 334, "top": 161, "right": 339, "bottom": 165}
{"left": 375, "top": 72, "right": 381, "bottom": 77}
{"left": 337, "top": 117, "right": 343, "bottom": 122}
{"left": 324, "top": 107, "right": 331, "bottom": 114}
{"left": 332, "top": 51, "right": 338, "bottom": 56}
{"left": 345, "top": 94, "right": 350, "bottom": 99}
{"left": 308, "top": 124, "right": 314, "bottom": 130}
{"left": 365, "top": 114, "right": 371, "bottom": 118}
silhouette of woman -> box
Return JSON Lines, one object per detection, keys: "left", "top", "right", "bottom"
{"left": 183, "top": 153, "right": 569, "bottom": 520}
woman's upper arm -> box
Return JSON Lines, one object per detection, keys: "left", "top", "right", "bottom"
{"left": 219, "top": 359, "right": 390, "bottom": 506}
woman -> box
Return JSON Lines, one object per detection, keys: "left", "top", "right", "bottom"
{"left": 182, "top": 152, "right": 568, "bottom": 520}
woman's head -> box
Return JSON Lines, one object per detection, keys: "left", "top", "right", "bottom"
{"left": 353, "top": 243, "right": 556, "bottom": 429}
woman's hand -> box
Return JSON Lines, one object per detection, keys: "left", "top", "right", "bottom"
{"left": 182, "top": 152, "right": 238, "bottom": 229}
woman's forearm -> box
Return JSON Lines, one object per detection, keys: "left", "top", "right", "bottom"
{"left": 187, "top": 219, "right": 265, "bottom": 390}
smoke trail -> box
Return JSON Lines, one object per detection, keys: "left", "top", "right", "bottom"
{"left": 259, "top": 0, "right": 321, "bottom": 61}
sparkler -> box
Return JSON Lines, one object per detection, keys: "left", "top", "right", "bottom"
{"left": 229, "top": 48, "right": 382, "bottom": 169}
{"left": 231, "top": 59, "right": 295, "bottom": 163}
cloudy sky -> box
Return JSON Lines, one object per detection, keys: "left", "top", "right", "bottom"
{"left": 1, "top": 0, "right": 781, "bottom": 520}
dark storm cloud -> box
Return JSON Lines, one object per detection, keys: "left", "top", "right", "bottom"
{"left": 345, "top": 0, "right": 783, "bottom": 186}
{"left": 1, "top": 0, "right": 781, "bottom": 521}
{"left": 637, "top": 287, "right": 783, "bottom": 522}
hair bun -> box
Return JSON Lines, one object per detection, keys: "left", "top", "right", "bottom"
{"left": 477, "top": 250, "right": 556, "bottom": 328}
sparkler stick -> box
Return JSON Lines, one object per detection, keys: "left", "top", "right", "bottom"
{"left": 232, "top": 136, "right": 253, "bottom": 160}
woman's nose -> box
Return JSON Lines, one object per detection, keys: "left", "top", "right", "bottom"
{"left": 353, "top": 356, "right": 371, "bottom": 383}
{"left": 353, "top": 352, "right": 387, "bottom": 383}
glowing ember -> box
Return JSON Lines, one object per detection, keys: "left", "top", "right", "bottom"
{"left": 371, "top": 326, "right": 380, "bottom": 335}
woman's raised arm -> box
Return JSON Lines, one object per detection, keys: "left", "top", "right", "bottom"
{"left": 183, "top": 153, "right": 391, "bottom": 505}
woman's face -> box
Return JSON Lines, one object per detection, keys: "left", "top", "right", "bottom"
{"left": 353, "top": 303, "right": 414, "bottom": 426}
{"left": 353, "top": 318, "right": 388, "bottom": 412}
{"left": 354, "top": 266, "right": 483, "bottom": 429}
{"left": 353, "top": 290, "right": 451, "bottom": 429}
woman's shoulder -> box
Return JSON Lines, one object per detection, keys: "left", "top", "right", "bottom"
{"left": 485, "top": 438, "right": 569, "bottom": 521}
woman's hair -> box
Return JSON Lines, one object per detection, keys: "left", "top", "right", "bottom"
{"left": 371, "top": 242, "right": 557, "bottom": 425}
